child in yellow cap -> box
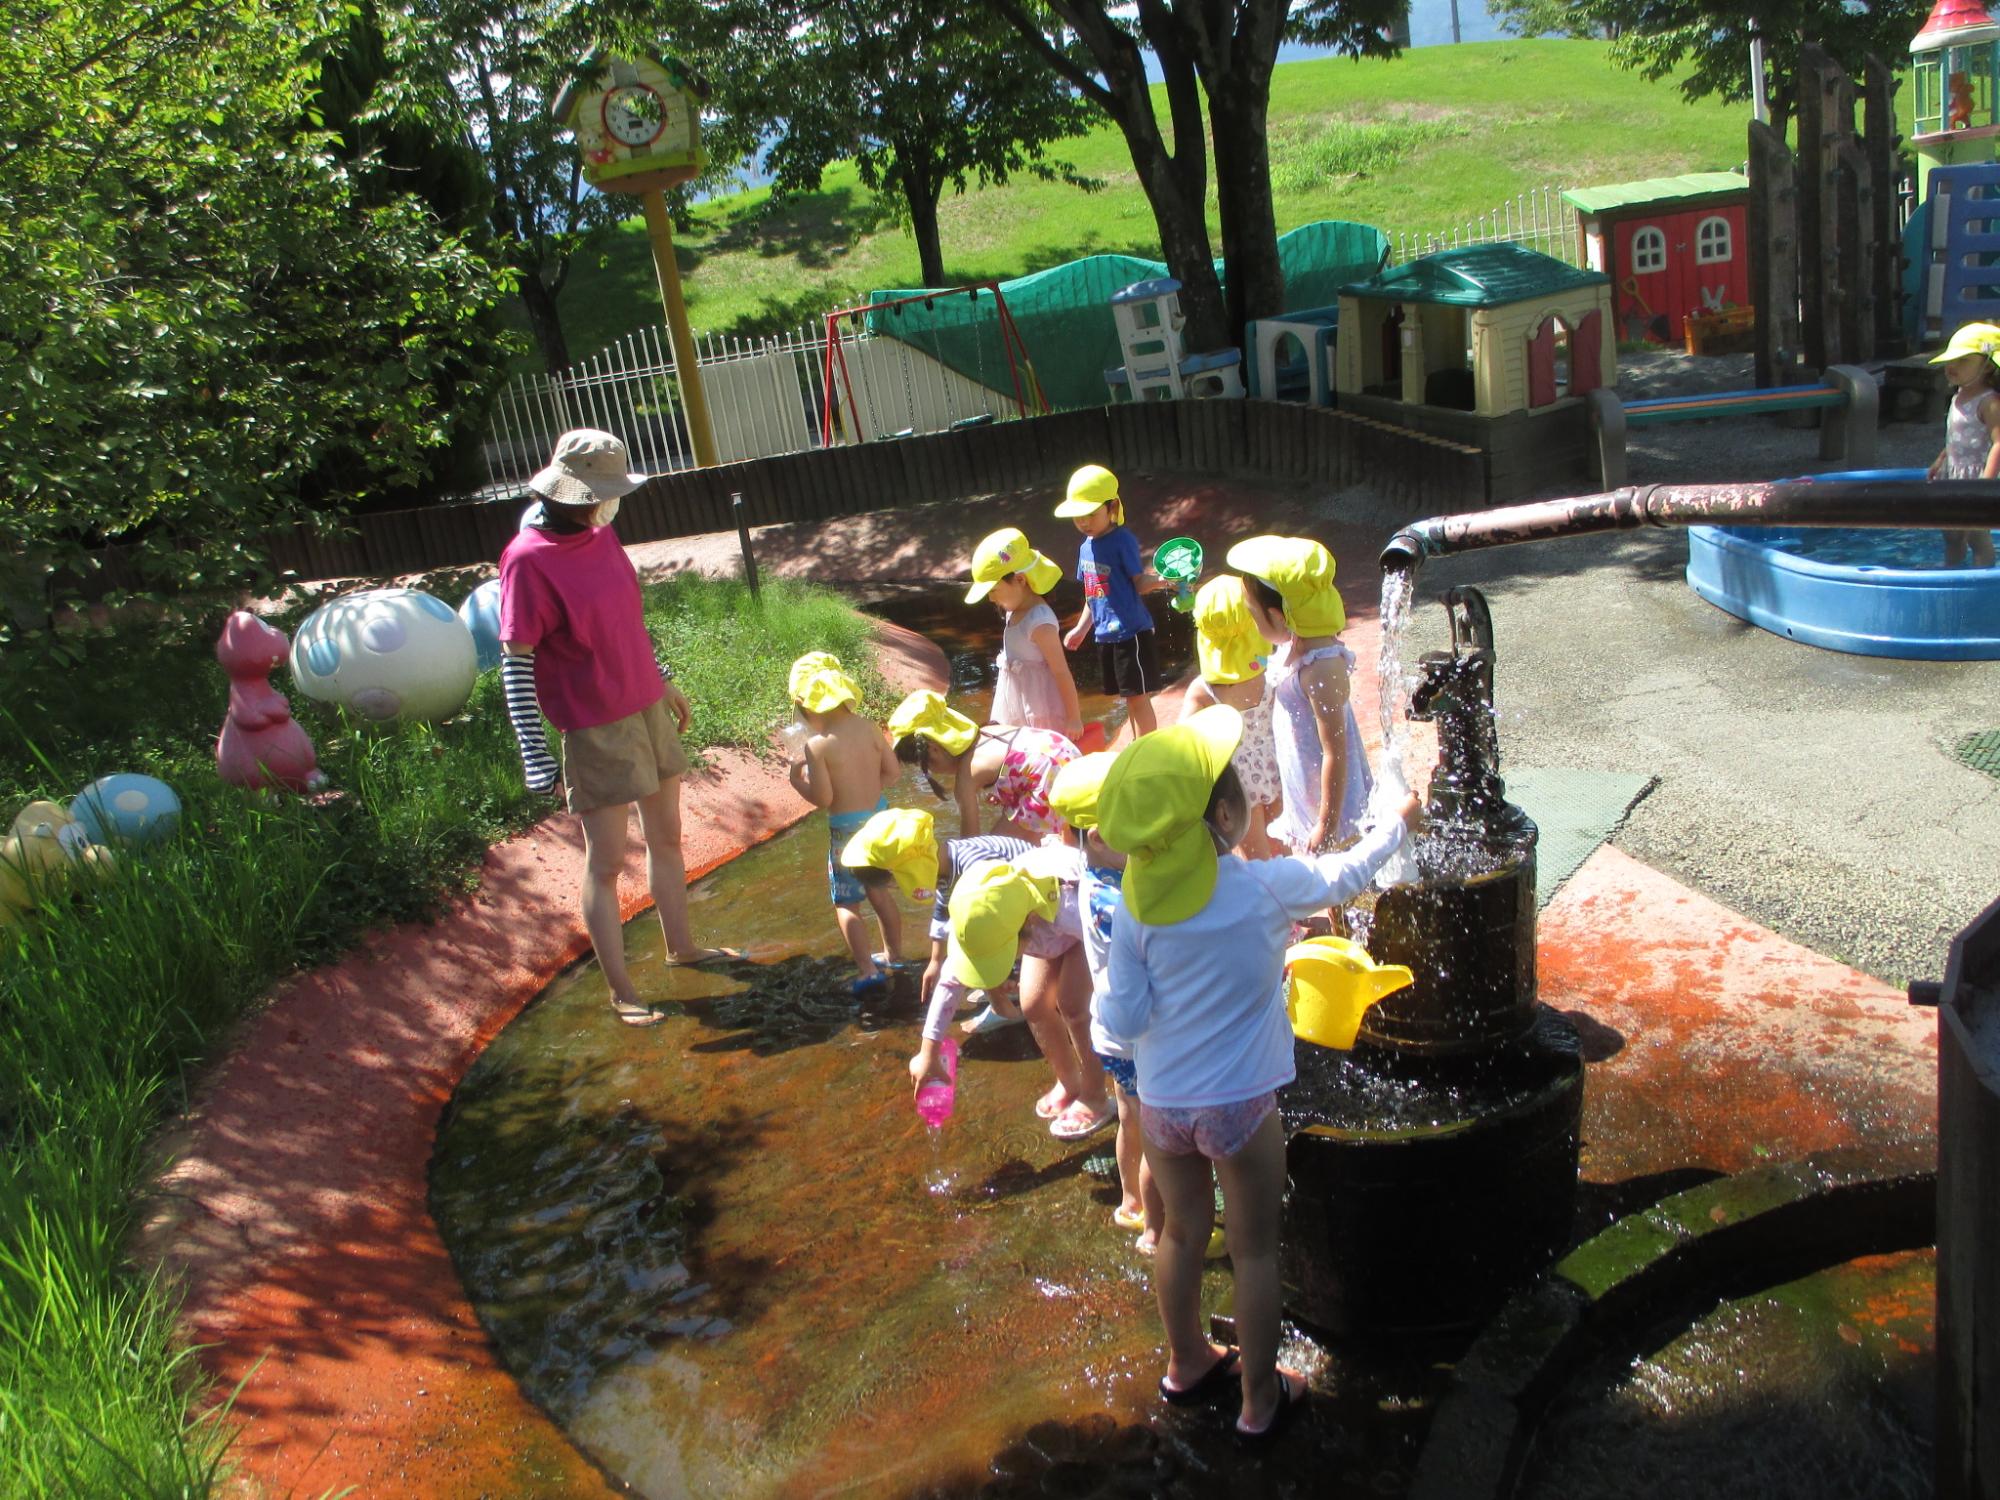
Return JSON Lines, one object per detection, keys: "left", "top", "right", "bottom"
{"left": 888, "top": 689, "right": 1079, "bottom": 841}
{"left": 1225, "top": 535, "right": 1370, "bottom": 854}
{"left": 1928, "top": 320, "right": 2000, "bottom": 568}
{"left": 965, "top": 527, "right": 1085, "bottom": 740}
{"left": 904, "top": 847, "right": 1111, "bottom": 1140}
{"left": 1095, "top": 705, "right": 1420, "bottom": 1439}
{"left": 1179, "top": 575, "right": 1281, "bottom": 859}
{"left": 1055, "top": 464, "right": 1167, "bottom": 737}
{"left": 786, "top": 652, "right": 903, "bottom": 997}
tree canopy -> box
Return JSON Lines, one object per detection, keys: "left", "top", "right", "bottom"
{"left": 0, "top": 0, "right": 514, "bottom": 617}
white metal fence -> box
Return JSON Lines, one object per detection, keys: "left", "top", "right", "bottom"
{"left": 482, "top": 319, "right": 1012, "bottom": 495}
{"left": 1387, "top": 185, "right": 1582, "bottom": 268}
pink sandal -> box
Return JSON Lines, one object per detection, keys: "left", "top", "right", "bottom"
{"left": 1049, "top": 1098, "right": 1115, "bottom": 1141}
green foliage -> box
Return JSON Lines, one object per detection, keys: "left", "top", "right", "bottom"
{"left": 1489, "top": 0, "right": 1926, "bottom": 127}
{"left": 0, "top": 0, "right": 514, "bottom": 619}
{"left": 723, "top": 0, "right": 1101, "bottom": 285}
{"left": 1267, "top": 115, "right": 1468, "bottom": 195}
{"left": 0, "top": 572, "right": 882, "bottom": 1494}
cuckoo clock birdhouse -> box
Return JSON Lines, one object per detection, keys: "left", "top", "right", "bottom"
{"left": 552, "top": 52, "right": 707, "bottom": 195}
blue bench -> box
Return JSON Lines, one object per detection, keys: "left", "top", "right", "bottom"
{"left": 1588, "top": 365, "right": 1878, "bottom": 487}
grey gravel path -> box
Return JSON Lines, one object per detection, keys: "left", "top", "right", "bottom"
{"left": 1324, "top": 352, "right": 1999, "bottom": 986}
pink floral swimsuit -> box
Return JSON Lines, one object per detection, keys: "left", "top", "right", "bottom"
{"left": 981, "top": 725, "right": 1080, "bottom": 839}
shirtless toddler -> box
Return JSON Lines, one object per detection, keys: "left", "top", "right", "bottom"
{"left": 786, "top": 653, "right": 903, "bottom": 995}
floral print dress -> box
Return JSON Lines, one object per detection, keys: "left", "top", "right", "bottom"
{"left": 980, "top": 725, "right": 1080, "bottom": 840}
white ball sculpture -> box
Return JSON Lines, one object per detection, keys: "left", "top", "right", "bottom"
{"left": 289, "top": 588, "right": 479, "bottom": 724}
{"left": 457, "top": 579, "right": 504, "bottom": 672}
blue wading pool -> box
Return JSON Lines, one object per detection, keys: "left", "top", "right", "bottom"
{"left": 1685, "top": 468, "right": 2000, "bottom": 660}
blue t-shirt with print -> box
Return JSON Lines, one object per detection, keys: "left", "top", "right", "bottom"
{"left": 1077, "top": 525, "right": 1153, "bottom": 643}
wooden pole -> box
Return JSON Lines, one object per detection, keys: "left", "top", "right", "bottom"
{"left": 641, "top": 187, "right": 719, "bottom": 469}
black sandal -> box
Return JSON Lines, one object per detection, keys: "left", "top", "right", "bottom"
{"left": 1158, "top": 1346, "right": 1240, "bottom": 1406}
{"left": 1234, "top": 1370, "right": 1307, "bottom": 1444}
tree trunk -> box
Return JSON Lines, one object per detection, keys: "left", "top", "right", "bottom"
{"left": 518, "top": 273, "right": 571, "bottom": 375}
{"left": 902, "top": 161, "right": 948, "bottom": 287}
{"left": 1210, "top": 87, "right": 1285, "bottom": 332}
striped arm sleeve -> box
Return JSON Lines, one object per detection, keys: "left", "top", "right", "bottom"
{"left": 500, "top": 651, "right": 559, "bottom": 792}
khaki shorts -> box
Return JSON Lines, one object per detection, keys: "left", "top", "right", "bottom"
{"left": 560, "top": 699, "right": 689, "bottom": 814}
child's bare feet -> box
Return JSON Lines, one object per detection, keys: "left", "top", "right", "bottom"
{"left": 1134, "top": 1227, "right": 1159, "bottom": 1256}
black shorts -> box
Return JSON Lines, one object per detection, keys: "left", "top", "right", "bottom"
{"left": 1098, "top": 631, "right": 1160, "bottom": 698}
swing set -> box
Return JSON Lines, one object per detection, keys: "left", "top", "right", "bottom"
{"left": 819, "top": 281, "right": 1047, "bottom": 447}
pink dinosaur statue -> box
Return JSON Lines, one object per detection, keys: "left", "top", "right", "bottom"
{"left": 215, "top": 611, "right": 326, "bottom": 793}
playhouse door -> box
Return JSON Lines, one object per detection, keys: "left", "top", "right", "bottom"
{"left": 1614, "top": 219, "right": 1674, "bottom": 344}
{"left": 1526, "top": 317, "right": 1557, "bottom": 407}
{"left": 1571, "top": 309, "right": 1603, "bottom": 394}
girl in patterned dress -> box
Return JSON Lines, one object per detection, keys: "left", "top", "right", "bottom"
{"left": 1178, "top": 575, "right": 1282, "bottom": 858}
{"left": 1928, "top": 321, "right": 2000, "bottom": 569}
{"left": 964, "top": 527, "right": 1085, "bottom": 739}
{"left": 889, "top": 690, "right": 1080, "bottom": 841}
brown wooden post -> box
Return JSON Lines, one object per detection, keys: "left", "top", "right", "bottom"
{"left": 1863, "top": 55, "right": 1905, "bottom": 355}
{"left": 1750, "top": 119, "right": 1804, "bottom": 389}
{"left": 1837, "top": 136, "right": 1877, "bottom": 364}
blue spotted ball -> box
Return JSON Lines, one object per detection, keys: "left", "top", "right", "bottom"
{"left": 70, "top": 774, "right": 181, "bottom": 846}
{"left": 457, "top": 579, "right": 504, "bottom": 672}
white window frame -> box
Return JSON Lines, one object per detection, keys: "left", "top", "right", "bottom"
{"left": 1630, "top": 226, "right": 1667, "bottom": 274}
{"left": 1695, "top": 215, "right": 1732, "bottom": 265}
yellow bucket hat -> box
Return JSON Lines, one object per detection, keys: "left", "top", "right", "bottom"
{"left": 839, "top": 807, "right": 939, "bottom": 901}
{"left": 1047, "top": 751, "right": 1119, "bottom": 831}
{"left": 1096, "top": 705, "right": 1242, "bottom": 925}
{"left": 788, "top": 651, "right": 844, "bottom": 701}
{"left": 792, "top": 663, "right": 861, "bottom": 715}
{"left": 1283, "top": 936, "right": 1414, "bottom": 1050}
{"left": 1932, "top": 322, "right": 2000, "bottom": 364}
{"left": 1055, "top": 463, "right": 1120, "bottom": 519}
{"left": 1192, "top": 575, "right": 1267, "bottom": 686}
{"left": 887, "top": 689, "right": 978, "bottom": 756}
{"left": 1226, "top": 535, "right": 1346, "bottom": 637}
{"left": 945, "top": 860, "right": 1058, "bottom": 989}
{"left": 966, "top": 527, "right": 1063, "bottom": 603}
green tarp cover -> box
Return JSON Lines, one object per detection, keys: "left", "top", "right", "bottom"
{"left": 866, "top": 221, "right": 1389, "bottom": 411}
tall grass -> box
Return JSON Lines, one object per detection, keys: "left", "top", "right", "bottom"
{"left": 0, "top": 573, "right": 882, "bottom": 1496}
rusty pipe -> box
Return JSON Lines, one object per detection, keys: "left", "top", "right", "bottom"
{"left": 1380, "top": 480, "right": 2000, "bottom": 574}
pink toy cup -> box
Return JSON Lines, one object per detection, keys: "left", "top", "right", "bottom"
{"left": 915, "top": 1037, "right": 960, "bottom": 1128}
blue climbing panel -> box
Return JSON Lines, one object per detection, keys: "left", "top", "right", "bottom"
{"left": 1926, "top": 163, "right": 2000, "bottom": 341}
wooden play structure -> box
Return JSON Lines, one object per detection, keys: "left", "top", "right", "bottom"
{"left": 1332, "top": 243, "right": 1615, "bottom": 500}
{"left": 1562, "top": 173, "right": 1751, "bottom": 347}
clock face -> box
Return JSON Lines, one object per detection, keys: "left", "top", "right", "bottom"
{"left": 602, "top": 84, "right": 666, "bottom": 148}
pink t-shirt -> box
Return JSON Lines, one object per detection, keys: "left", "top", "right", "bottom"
{"left": 497, "top": 524, "right": 664, "bottom": 732}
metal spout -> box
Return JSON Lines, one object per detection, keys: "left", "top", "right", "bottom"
{"left": 1380, "top": 479, "right": 2000, "bottom": 577}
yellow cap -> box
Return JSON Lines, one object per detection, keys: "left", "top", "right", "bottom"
{"left": 1096, "top": 705, "right": 1242, "bottom": 925}
{"left": 1225, "top": 535, "right": 1346, "bottom": 637}
{"left": 788, "top": 651, "right": 844, "bottom": 701}
{"left": 1283, "top": 936, "right": 1415, "bottom": 1050}
{"left": 1047, "top": 751, "right": 1119, "bottom": 831}
{"left": 1932, "top": 321, "right": 2000, "bottom": 364}
{"left": 945, "top": 860, "right": 1058, "bottom": 989}
{"left": 887, "top": 689, "right": 978, "bottom": 757}
{"left": 839, "top": 807, "right": 939, "bottom": 901}
{"left": 1055, "top": 463, "right": 1120, "bottom": 518}
{"left": 792, "top": 664, "right": 861, "bottom": 714}
{"left": 965, "top": 527, "right": 1063, "bottom": 603}
{"left": 1192, "top": 575, "right": 1267, "bottom": 685}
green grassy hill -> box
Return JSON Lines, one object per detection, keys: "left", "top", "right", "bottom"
{"left": 550, "top": 39, "right": 1752, "bottom": 365}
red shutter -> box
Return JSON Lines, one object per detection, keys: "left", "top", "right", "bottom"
{"left": 1526, "top": 317, "right": 1557, "bottom": 407}
{"left": 1572, "top": 310, "right": 1603, "bottom": 395}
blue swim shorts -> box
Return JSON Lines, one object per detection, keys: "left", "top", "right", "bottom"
{"left": 1097, "top": 1051, "right": 1139, "bottom": 1099}
{"left": 827, "top": 801, "right": 885, "bottom": 906}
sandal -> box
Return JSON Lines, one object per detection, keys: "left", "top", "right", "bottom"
{"left": 1112, "top": 1205, "right": 1147, "bottom": 1233}
{"left": 1234, "top": 1370, "right": 1307, "bottom": 1444}
{"left": 1050, "top": 1099, "right": 1115, "bottom": 1141}
{"left": 1159, "top": 1346, "right": 1240, "bottom": 1406}
{"left": 1034, "top": 1083, "right": 1069, "bottom": 1120}
{"left": 609, "top": 997, "right": 669, "bottom": 1028}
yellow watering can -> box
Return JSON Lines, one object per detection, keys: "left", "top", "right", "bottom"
{"left": 1283, "top": 936, "right": 1415, "bottom": 1050}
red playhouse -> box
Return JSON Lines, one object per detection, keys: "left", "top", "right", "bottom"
{"left": 1562, "top": 173, "right": 1752, "bottom": 346}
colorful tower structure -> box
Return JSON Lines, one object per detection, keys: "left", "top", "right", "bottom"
{"left": 1912, "top": 0, "right": 2000, "bottom": 204}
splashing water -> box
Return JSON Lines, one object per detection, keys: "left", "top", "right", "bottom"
{"left": 1371, "top": 565, "right": 1419, "bottom": 889}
